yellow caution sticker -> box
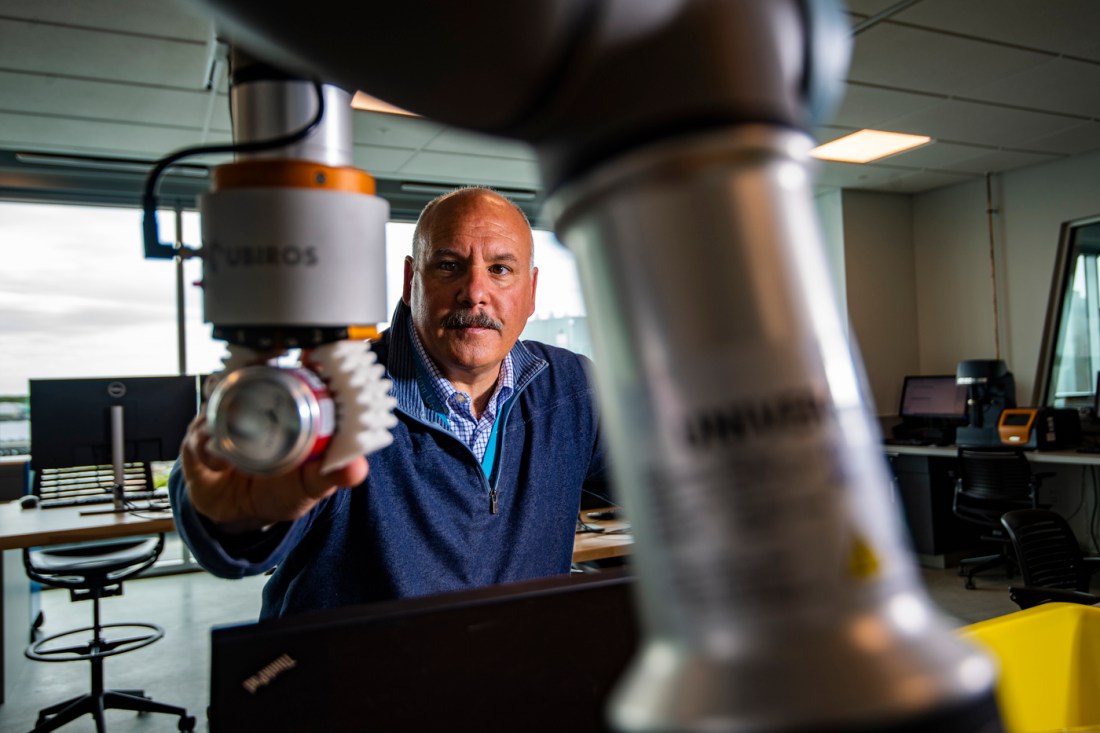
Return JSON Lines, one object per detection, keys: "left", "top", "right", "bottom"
{"left": 848, "top": 534, "right": 880, "bottom": 579}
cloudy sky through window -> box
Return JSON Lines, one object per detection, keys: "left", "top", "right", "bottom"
{"left": 1, "top": 202, "right": 587, "bottom": 396}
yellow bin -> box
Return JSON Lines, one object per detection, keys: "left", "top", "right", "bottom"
{"left": 962, "top": 602, "right": 1100, "bottom": 733}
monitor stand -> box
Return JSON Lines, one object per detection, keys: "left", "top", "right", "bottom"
{"left": 79, "top": 405, "right": 133, "bottom": 515}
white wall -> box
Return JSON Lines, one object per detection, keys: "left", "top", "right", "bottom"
{"left": 815, "top": 187, "right": 847, "bottom": 314}
{"left": 841, "top": 190, "right": 920, "bottom": 415}
{"left": 912, "top": 148, "right": 1100, "bottom": 404}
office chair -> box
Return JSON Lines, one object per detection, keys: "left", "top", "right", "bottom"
{"left": 1000, "top": 509, "right": 1100, "bottom": 610}
{"left": 951, "top": 448, "right": 1053, "bottom": 589}
{"left": 23, "top": 534, "right": 195, "bottom": 732}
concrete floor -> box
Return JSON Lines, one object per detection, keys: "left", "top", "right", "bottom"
{"left": 0, "top": 560, "right": 1065, "bottom": 733}
{"left": 0, "top": 572, "right": 266, "bottom": 733}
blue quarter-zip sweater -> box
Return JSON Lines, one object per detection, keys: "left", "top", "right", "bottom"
{"left": 169, "top": 302, "right": 608, "bottom": 619}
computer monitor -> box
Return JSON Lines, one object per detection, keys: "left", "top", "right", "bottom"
{"left": 898, "top": 375, "right": 968, "bottom": 421}
{"left": 29, "top": 375, "right": 199, "bottom": 470}
{"left": 209, "top": 571, "right": 638, "bottom": 732}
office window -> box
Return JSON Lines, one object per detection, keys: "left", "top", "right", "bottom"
{"left": 0, "top": 202, "right": 217, "bottom": 398}
{"left": 1036, "top": 216, "right": 1100, "bottom": 409}
{"left": 0, "top": 202, "right": 590, "bottom": 456}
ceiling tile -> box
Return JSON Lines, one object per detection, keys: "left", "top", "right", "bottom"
{"left": 890, "top": 0, "right": 1100, "bottom": 60}
{"left": 1017, "top": 121, "right": 1100, "bottom": 156}
{"left": 813, "top": 125, "right": 858, "bottom": 145}
{"left": 0, "top": 0, "right": 212, "bottom": 40}
{"left": 936, "top": 148, "right": 1063, "bottom": 175}
{"left": 874, "top": 140, "right": 988, "bottom": 169}
{"left": 0, "top": 112, "right": 226, "bottom": 159}
{"left": 426, "top": 128, "right": 535, "bottom": 161}
{"left": 351, "top": 144, "right": 417, "bottom": 175}
{"left": 880, "top": 99, "right": 1081, "bottom": 148}
{"left": 830, "top": 83, "right": 942, "bottom": 129}
{"left": 845, "top": 0, "right": 903, "bottom": 15}
{"left": 871, "top": 169, "right": 978, "bottom": 193}
{"left": 812, "top": 161, "right": 913, "bottom": 190}
{"left": 397, "top": 151, "right": 539, "bottom": 188}
{"left": 0, "top": 0, "right": 1096, "bottom": 197}
{"left": 0, "top": 19, "right": 208, "bottom": 90}
{"left": 0, "top": 71, "right": 230, "bottom": 133}
{"left": 963, "top": 57, "right": 1100, "bottom": 119}
{"left": 848, "top": 22, "right": 1052, "bottom": 97}
{"left": 1071, "top": 39, "right": 1100, "bottom": 65}
{"left": 351, "top": 112, "right": 445, "bottom": 150}
{"left": 814, "top": 158, "right": 977, "bottom": 193}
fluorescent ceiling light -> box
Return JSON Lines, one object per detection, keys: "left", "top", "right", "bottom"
{"left": 811, "top": 129, "right": 932, "bottom": 163}
{"left": 351, "top": 91, "right": 418, "bottom": 117}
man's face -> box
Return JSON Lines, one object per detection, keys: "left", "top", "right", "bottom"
{"left": 402, "top": 192, "right": 538, "bottom": 385}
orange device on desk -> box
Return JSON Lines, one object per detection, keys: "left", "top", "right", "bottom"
{"left": 998, "top": 409, "right": 1038, "bottom": 445}
{"left": 998, "top": 407, "right": 1081, "bottom": 450}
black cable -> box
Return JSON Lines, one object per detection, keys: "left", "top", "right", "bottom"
{"left": 122, "top": 500, "right": 173, "bottom": 520}
{"left": 577, "top": 486, "right": 621, "bottom": 533}
{"left": 576, "top": 511, "right": 604, "bottom": 534}
{"left": 1065, "top": 464, "right": 1087, "bottom": 522}
{"left": 141, "top": 80, "right": 326, "bottom": 259}
{"left": 1086, "top": 464, "right": 1095, "bottom": 550}
{"left": 580, "top": 486, "right": 619, "bottom": 509}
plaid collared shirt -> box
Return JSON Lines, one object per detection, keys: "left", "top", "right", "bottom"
{"left": 408, "top": 321, "right": 515, "bottom": 462}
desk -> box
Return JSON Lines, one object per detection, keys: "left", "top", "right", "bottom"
{"left": 573, "top": 509, "right": 633, "bottom": 564}
{"left": 0, "top": 502, "right": 174, "bottom": 704}
{"left": 0, "top": 502, "right": 175, "bottom": 551}
{"left": 882, "top": 443, "right": 1100, "bottom": 467}
{"left": 882, "top": 444, "right": 1100, "bottom": 566}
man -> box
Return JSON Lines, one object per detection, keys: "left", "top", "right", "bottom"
{"left": 170, "top": 187, "right": 608, "bottom": 618}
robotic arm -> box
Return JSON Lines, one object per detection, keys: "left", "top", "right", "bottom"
{"left": 164, "top": 1, "right": 1005, "bottom": 730}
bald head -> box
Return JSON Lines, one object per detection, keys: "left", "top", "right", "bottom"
{"left": 411, "top": 187, "right": 534, "bottom": 270}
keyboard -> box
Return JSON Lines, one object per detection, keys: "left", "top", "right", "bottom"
{"left": 883, "top": 438, "right": 937, "bottom": 446}
{"left": 39, "top": 490, "right": 168, "bottom": 509}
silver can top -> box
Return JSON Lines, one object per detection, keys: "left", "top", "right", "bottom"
{"left": 206, "top": 366, "right": 331, "bottom": 476}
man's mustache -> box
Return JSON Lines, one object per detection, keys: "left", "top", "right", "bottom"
{"left": 442, "top": 310, "right": 503, "bottom": 331}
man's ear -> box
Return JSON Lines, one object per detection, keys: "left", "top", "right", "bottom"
{"left": 528, "top": 267, "right": 539, "bottom": 317}
{"left": 402, "top": 255, "right": 414, "bottom": 306}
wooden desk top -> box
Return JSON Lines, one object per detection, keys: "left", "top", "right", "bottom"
{"left": 2, "top": 500, "right": 630, "bottom": 560}
{"left": 0, "top": 501, "right": 175, "bottom": 550}
{"left": 572, "top": 508, "right": 633, "bottom": 563}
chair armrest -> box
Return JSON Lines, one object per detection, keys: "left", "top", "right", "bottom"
{"left": 1008, "top": 585, "right": 1100, "bottom": 610}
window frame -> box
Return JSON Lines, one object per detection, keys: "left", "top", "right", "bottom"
{"left": 1033, "top": 213, "right": 1100, "bottom": 409}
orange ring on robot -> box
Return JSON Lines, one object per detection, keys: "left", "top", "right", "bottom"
{"left": 211, "top": 159, "right": 376, "bottom": 194}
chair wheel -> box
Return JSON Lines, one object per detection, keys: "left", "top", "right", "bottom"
{"left": 965, "top": 578, "right": 976, "bottom": 590}
{"left": 179, "top": 714, "right": 197, "bottom": 731}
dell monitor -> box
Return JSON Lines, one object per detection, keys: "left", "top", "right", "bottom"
{"left": 892, "top": 375, "right": 968, "bottom": 444}
{"left": 898, "top": 375, "right": 968, "bottom": 421}
{"left": 29, "top": 375, "right": 199, "bottom": 508}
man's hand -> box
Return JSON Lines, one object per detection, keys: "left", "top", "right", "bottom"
{"left": 179, "top": 414, "right": 369, "bottom": 534}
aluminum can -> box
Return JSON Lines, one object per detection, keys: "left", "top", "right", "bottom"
{"left": 206, "top": 365, "right": 335, "bottom": 475}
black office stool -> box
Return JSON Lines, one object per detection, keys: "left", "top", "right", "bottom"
{"left": 23, "top": 535, "right": 195, "bottom": 732}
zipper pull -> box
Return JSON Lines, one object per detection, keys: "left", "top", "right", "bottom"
{"left": 489, "top": 488, "right": 498, "bottom": 515}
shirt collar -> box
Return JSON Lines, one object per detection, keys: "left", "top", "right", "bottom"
{"left": 406, "top": 313, "right": 515, "bottom": 415}
{"left": 383, "top": 301, "right": 548, "bottom": 423}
